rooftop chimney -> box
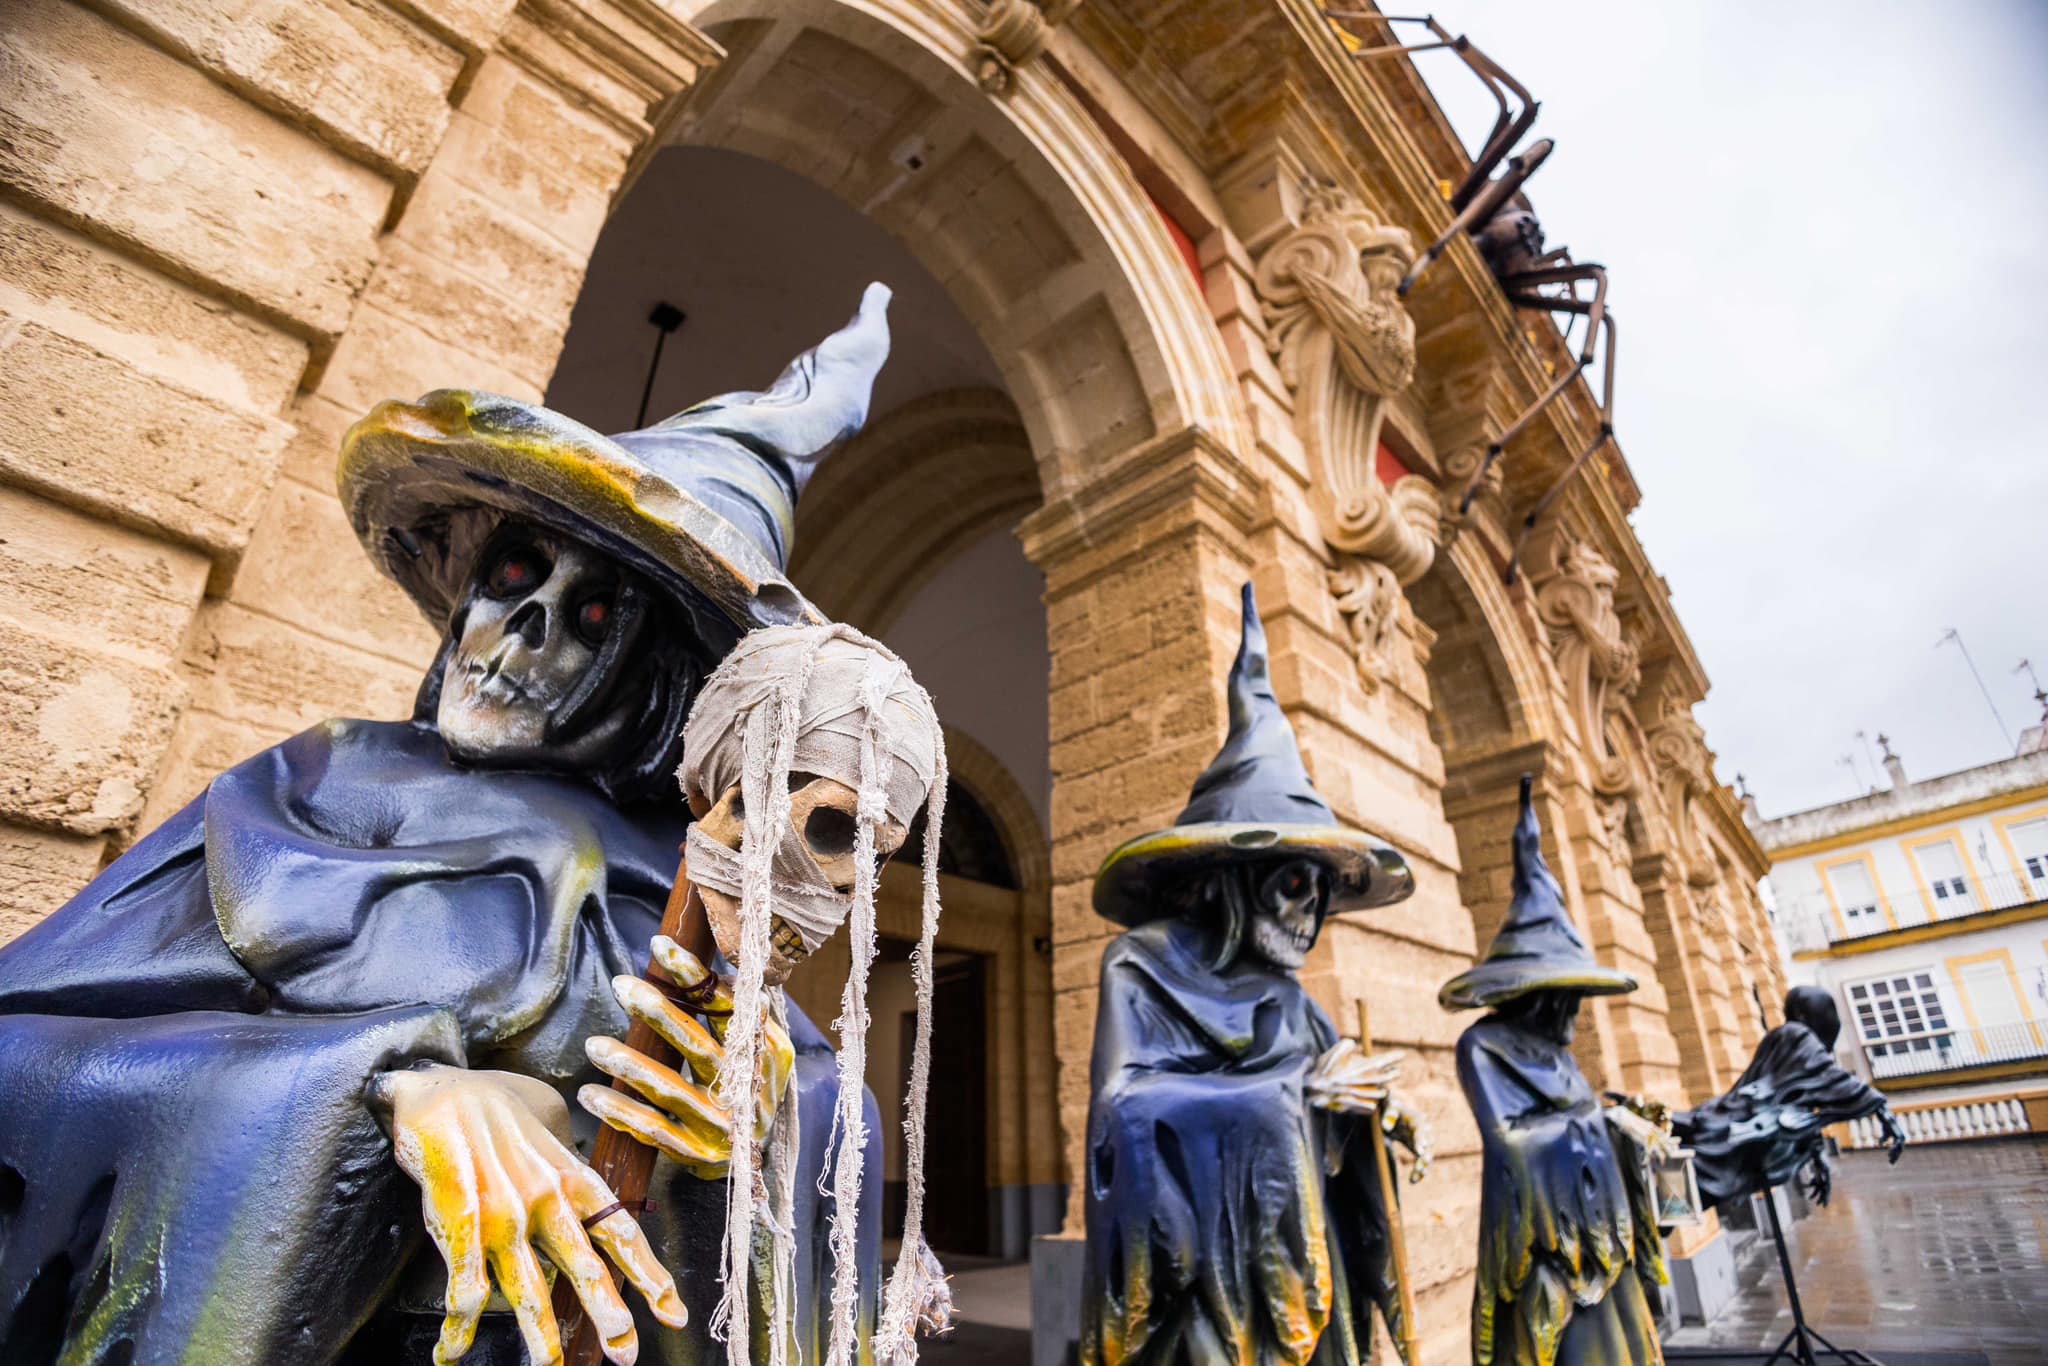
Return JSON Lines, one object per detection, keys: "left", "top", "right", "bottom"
{"left": 1736, "top": 772, "right": 1760, "bottom": 823}
{"left": 1878, "top": 733, "right": 1908, "bottom": 790}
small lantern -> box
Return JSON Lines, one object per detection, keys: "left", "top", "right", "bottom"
{"left": 1605, "top": 1102, "right": 1705, "bottom": 1228}
{"left": 1650, "top": 1143, "right": 1705, "bottom": 1227}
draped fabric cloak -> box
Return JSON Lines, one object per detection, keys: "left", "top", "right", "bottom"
{"left": 0, "top": 718, "right": 877, "bottom": 1366}
{"left": 1458, "top": 1019, "right": 1664, "bottom": 1366}
{"left": 1672, "top": 1022, "right": 1887, "bottom": 1207}
{"left": 1080, "top": 918, "right": 1402, "bottom": 1366}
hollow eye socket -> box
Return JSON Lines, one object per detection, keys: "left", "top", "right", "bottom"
{"left": 804, "top": 804, "right": 858, "bottom": 859}
{"left": 574, "top": 596, "right": 612, "bottom": 646}
{"left": 484, "top": 547, "right": 547, "bottom": 599}
{"left": 1267, "top": 860, "right": 1321, "bottom": 905}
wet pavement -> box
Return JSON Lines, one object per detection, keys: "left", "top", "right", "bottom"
{"left": 1664, "top": 1137, "right": 2048, "bottom": 1365}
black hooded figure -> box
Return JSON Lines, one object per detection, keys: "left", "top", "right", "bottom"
{"left": 1673, "top": 986, "right": 1906, "bottom": 1208}
{"left": 0, "top": 287, "right": 895, "bottom": 1365}
{"left": 1439, "top": 778, "right": 1665, "bottom": 1366}
{"left": 1081, "top": 584, "right": 1423, "bottom": 1366}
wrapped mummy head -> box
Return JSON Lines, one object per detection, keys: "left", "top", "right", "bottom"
{"left": 680, "top": 623, "right": 942, "bottom": 985}
{"left": 676, "top": 621, "right": 951, "bottom": 1365}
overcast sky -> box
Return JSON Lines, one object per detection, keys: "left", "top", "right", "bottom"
{"left": 1406, "top": 3, "right": 2048, "bottom": 817}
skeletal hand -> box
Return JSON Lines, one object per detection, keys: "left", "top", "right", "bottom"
{"left": 374, "top": 1063, "right": 686, "bottom": 1366}
{"left": 1615, "top": 1091, "right": 1672, "bottom": 1130}
{"left": 1306, "top": 1039, "right": 1402, "bottom": 1115}
{"left": 1379, "top": 1094, "right": 1434, "bottom": 1183}
{"left": 577, "top": 935, "right": 796, "bottom": 1179}
{"left": 1877, "top": 1108, "right": 1907, "bottom": 1163}
{"left": 1803, "top": 1155, "right": 1832, "bottom": 1207}
{"left": 1604, "top": 1098, "right": 1677, "bottom": 1160}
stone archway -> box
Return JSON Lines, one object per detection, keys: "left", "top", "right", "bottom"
{"left": 662, "top": 0, "right": 1250, "bottom": 497}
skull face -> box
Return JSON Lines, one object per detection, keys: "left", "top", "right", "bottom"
{"left": 438, "top": 524, "right": 631, "bottom": 768}
{"left": 692, "top": 772, "right": 909, "bottom": 986}
{"left": 1245, "top": 857, "right": 1330, "bottom": 970}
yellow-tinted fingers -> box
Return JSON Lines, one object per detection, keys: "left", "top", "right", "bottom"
{"left": 585, "top": 1037, "right": 732, "bottom": 1135}
{"left": 491, "top": 1239, "right": 563, "bottom": 1366}
{"left": 533, "top": 1189, "right": 638, "bottom": 1365}
{"left": 610, "top": 977, "right": 724, "bottom": 1082}
{"left": 761, "top": 1016, "right": 795, "bottom": 1112}
{"left": 578, "top": 1085, "right": 732, "bottom": 1169}
{"left": 647, "top": 936, "right": 715, "bottom": 992}
{"left": 405, "top": 1118, "right": 488, "bottom": 1366}
{"left": 558, "top": 1163, "right": 689, "bottom": 1330}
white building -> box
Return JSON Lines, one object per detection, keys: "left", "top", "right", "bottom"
{"left": 1751, "top": 733, "right": 2048, "bottom": 1145}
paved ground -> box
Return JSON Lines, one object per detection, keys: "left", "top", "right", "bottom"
{"left": 927, "top": 1257, "right": 1031, "bottom": 1365}
{"left": 933, "top": 1139, "right": 2048, "bottom": 1364}
{"left": 1666, "top": 1137, "right": 2048, "bottom": 1365}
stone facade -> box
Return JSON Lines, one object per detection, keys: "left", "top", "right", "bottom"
{"left": 1, "top": 0, "right": 1781, "bottom": 1358}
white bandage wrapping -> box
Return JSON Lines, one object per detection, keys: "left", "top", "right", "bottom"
{"left": 678, "top": 622, "right": 948, "bottom": 1366}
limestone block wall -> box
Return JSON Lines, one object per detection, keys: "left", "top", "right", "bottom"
{"left": 0, "top": 0, "right": 714, "bottom": 936}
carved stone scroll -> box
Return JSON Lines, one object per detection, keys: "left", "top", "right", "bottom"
{"left": 1531, "top": 534, "right": 1639, "bottom": 796}
{"left": 1256, "top": 187, "right": 1443, "bottom": 690}
{"left": 1647, "top": 696, "right": 1721, "bottom": 887}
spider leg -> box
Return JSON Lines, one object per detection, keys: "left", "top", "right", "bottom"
{"left": 1324, "top": 12, "right": 1537, "bottom": 209}
{"left": 1451, "top": 270, "right": 1600, "bottom": 518}
{"left": 1504, "top": 309, "right": 1618, "bottom": 584}
{"left": 1399, "top": 140, "right": 1552, "bottom": 296}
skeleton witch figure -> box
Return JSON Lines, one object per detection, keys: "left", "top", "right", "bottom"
{"left": 1440, "top": 778, "right": 1667, "bottom": 1366}
{"left": 1673, "top": 985, "right": 1905, "bottom": 1208}
{"left": 0, "top": 285, "right": 919, "bottom": 1365}
{"left": 1082, "top": 583, "right": 1431, "bottom": 1366}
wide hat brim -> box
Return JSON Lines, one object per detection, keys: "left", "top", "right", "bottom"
{"left": 1093, "top": 821, "right": 1414, "bottom": 926}
{"left": 1437, "top": 958, "right": 1637, "bottom": 1012}
{"left": 337, "top": 390, "right": 821, "bottom": 635}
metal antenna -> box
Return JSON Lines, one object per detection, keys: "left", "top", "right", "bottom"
{"left": 1854, "top": 730, "right": 1883, "bottom": 782}
{"left": 2018, "top": 658, "right": 2047, "bottom": 713}
{"left": 635, "top": 301, "right": 686, "bottom": 428}
{"left": 1835, "top": 754, "right": 1864, "bottom": 799}
{"left": 1936, "top": 628, "right": 2014, "bottom": 753}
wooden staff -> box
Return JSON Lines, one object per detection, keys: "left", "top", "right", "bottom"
{"left": 1356, "top": 999, "right": 1420, "bottom": 1366}
{"left": 557, "top": 850, "right": 717, "bottom": 1366}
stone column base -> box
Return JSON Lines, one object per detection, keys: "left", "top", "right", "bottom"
{"left": 1666, "top": 1223, "right": 1740, "bottom": 1326}
{"left": 1030, "top": 1232, "right": 1086, "bottom": 1366}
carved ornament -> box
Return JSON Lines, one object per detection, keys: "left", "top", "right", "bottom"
{"left": 1255, "top": 187, "right": 1443, "bottom": 691}
{"left": 1646, "top": 696, "right": 1720, "bottom": 887}
{"left": 974, "top": 0, "right": 1080, "bottom": 94}
{"left": 1531, "top": 534, "right": 1640, "bottom": 797}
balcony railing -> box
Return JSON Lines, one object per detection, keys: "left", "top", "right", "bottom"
{"left": 1861, "top": 1016, "right": 2048, "bottom": 1080}
{"left": 1776, "top": 868, "right": 2048, "bottom": 952}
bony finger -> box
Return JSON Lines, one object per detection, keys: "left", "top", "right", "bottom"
{"left": 560, "top": 1164, "right": 688, "bottom": 1331}
{"left": 532, "top": 1187, "right": 638, "bottom": 1365}
{"left": 579, "top": 1085, "right": 731, "bottom": 1176}
{"left": 585, "top": 1036, "right": 732, "bottom": 1136}
{"left": 490, "top": 1239, "right": 563, "bottom": 1366}
{"left": 648, "top": 937, "right": 736, "bottom": 1042}
{"left": 611, "top": 976, "right": 724, "bottom": 1083}
{"left": 648, "top": 934, "right": 709, "bottom": 983}
{"left": 756, "top": 1017, "right": 796, "bottom": 1136}
{"left": 648, "top": 936, "right": 731, "bottom": 1010}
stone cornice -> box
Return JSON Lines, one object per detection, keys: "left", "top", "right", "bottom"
{"left": 504, "top": 0, "right": 721, "bottom": 138}
{"left": 1016, "top": 423, "right": 1261, "bottom": 574}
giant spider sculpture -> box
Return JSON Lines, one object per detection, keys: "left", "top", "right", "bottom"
{"left": 1326, "top": 11, "right": 1616, "bottom": 582}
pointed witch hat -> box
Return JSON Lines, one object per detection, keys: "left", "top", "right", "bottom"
{"left": 1092, "top": 582, "right": 1414, "bottom": 925}
{"left": 337, "top": 283, "right": 892, "bottom": 640}
{"left": 1438, "top": 774, "right": 1637, "bottom": 1010}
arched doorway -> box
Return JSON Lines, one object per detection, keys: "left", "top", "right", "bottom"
{"left": 545, "top": 135, "right": 1069, "bottom": 1260}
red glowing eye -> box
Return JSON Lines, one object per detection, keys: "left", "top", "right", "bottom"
{"left": 575, "top": 597, "right": 612, "bottom": 643}
{"left": 488, "top": 553, "right": 540, "bottom": 597}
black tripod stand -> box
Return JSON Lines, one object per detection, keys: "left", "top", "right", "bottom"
{"left": 1669, "top": 1186, "right": 1882, "bottom": 1366}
